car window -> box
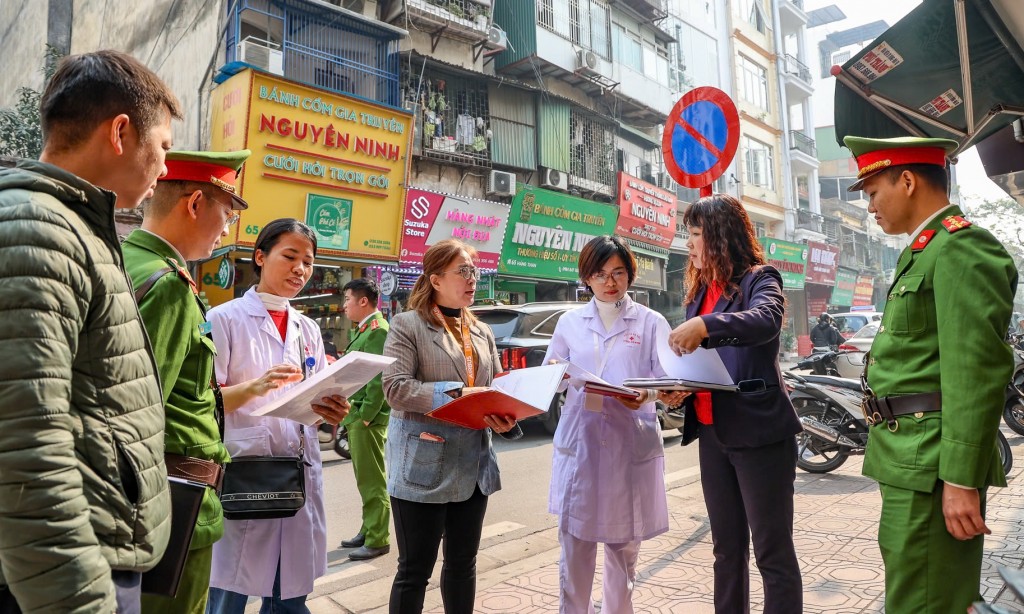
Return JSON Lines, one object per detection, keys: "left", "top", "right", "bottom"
{"left": 532, "top": 311, "right": 566, "bottom": 337}
{"left": 474, "top": 311, "right": 520, "bottom": 338}
{"left": 834, "top": 315, "right": 866, "bottom": 334}
{"left": 851, "top": 323, "right": 878, "bottom": 339}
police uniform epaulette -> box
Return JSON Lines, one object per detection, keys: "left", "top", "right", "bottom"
{"left": 370, "top": 319, "right": 380, "bottom": 330}
{"left": 941, "top": 215, "right": 972, "bottom": 233}
{"left": 912, "top": 230, "right": 936, "bottom": 251}
{"left": 164, "top": 257, "right": 199, "bottom": 295}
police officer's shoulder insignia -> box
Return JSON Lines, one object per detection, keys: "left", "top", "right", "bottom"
{"left": 370, "top": 319, "right": 380, "bottom": 330}
{"left": 942, "top": 215, "right": 972, "bottom": 233}
{"left": 912, "top": 229, "right": 936, "bottom": 251}
{"left": 165, "top": 257, "right": 198, "bottom": 295}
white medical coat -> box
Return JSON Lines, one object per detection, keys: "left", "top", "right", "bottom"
{"left": 207, "top": 287, "right": 328, "bottom": 599}
{"left": 543, "top": 297, "right": 669, "bottom": 543}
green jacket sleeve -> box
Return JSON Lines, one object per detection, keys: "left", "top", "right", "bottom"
{"left": 135, "top": 275, "right": 193, "bottom": 406}
{"left": 934, "top": 230, "right": 1017, "bottom": 487}
{"left": 0, "top": 221, "right": 115, "bottom": 612}
{"left": 346, "top": 327, "right": 388, "bottom": 425}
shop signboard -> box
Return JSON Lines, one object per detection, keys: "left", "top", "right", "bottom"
{"left": 615, "top": 172, "right": 676, "bottom": 249}
{"left": 804, "top": 241, "right": 840, "bottom": 285}
{"left": 758, "top": 238, "right": 807, "bottom": 290}
{"left": 831, "top": 268, "right": 858, "bottom": 306}
{"left": 633, "top": 252, "right": 666, "bottom": 290}
{"left": 210, "top": 69, "right": 412, "bottom": 260}
{"left": 854, "top": 274, "right": 876, "bottom": 306}
{"left": 499, "top": 186, "right": 619, "bottom": 281}
{"left": 400, "top": 188, "right": 509, "bottom": 269}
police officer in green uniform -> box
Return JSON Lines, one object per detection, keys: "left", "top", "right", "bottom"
{"left": 847, "top": 136, "right": 1017, "bottom": 613}
{"left": 125, "top": 150, "right": 251, "bottom": 614}
{"left": 339, "top": 277, "right": 392, "bottom": 560}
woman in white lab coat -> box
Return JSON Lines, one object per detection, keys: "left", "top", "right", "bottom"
{"left": 543, "top": 235, "right": 687, "bottom": 614}
{"left": 207, "top": 219, "right": 349, "bottom": 613}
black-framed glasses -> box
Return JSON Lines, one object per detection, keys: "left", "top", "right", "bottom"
{"left": 442, "top": 265, "right": 481, "bottom": 281}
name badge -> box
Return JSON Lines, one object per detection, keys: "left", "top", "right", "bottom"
{"left": 198, "top": 321, "right": 213, "bottom": 336}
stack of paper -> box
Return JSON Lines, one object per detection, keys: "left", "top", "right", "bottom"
{"left": 621, "top": 319, "right": 738, "bottom": 392}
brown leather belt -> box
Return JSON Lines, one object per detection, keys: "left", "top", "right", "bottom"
{"left": 165, "top": 453, "right": 224, "bottom": 491}
{"left": 862, "top": 392, "right": 942, "bottom": 430}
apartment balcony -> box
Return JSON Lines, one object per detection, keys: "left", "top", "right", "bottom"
{"left": 789, "top": 130, "right": 819, "bottom": 172}
{"left": 779, "top": 0, "right": 808, "bottom": 34}
{"left": 617, "top": 0, "right": 668, "bottom": 22}
{"left": 782, "top": 53, "right": 813, "bottom": 102}
{"left": 404, "top": 0, "right": 492, "bottom": 45}
{"left": 795, "top": 208, "right": 823, "bottom": 233}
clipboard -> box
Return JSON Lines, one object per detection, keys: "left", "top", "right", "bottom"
{"left": 426, "top": 363, "right": 568, "bottom": 430}
{"left": 141, "top": 477, "right": 206, "bottom": 597}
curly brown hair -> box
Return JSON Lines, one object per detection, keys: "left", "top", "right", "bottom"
{"left": 682, "top": 194, "right": 766, "bottom": 305}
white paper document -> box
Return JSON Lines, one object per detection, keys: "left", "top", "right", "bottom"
{"left": 619, "top": 319, "right": 737, "bottom": 391}
{"left": 552, "top": 357, "right": 615, "bottom": 387}
{"left": 491, "top": 363, "right": 568, "bottom": 411}
{"left": 252, "top": 351, "right": 396, "bottom": 425}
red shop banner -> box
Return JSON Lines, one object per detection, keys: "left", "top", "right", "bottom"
{"left": 400, "top": 188, "right": 509, "bottom": 269}
{"left": 615, "top": 172, "right": 677, "bottom": 249}
{"left": 853, "top": 275, "right": 875, "bottom": 307}
{"left": 804, "top": 241, "right": 840, "bottom": 285}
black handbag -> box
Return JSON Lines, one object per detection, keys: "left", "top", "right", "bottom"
{"left": 220, "top": 430, "right": 307, "bottom": 520}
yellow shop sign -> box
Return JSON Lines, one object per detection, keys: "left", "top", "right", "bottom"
{"left": 210, "top": 69, "right": 412, "bottom": 259}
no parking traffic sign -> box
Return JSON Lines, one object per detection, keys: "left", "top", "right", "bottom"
{"left": 661, "top": 87, "right": 740, "bottom": 194}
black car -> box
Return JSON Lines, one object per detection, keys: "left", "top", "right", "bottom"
{"left": 470, "top": 302, "right": 584, "bottom": 433}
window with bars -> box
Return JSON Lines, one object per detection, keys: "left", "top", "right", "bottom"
{"left": 537, "top": 0, "right": 611, "bottom": 58}
{"left": 754, "top": 221, "right": 768, "bottom": 238}
{"left": 570, "top": 109, "right": 616, "bottom": 186}
{"left": 743, "top": 136, "right": 775, "bottom": 191}
{"left": 738, "top": 55, "right": 769, "bottom": 112}
{"left": 412, "top": 71, "right": 491, "bottom": 165}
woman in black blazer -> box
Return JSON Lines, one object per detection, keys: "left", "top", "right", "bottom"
{"left": 668, "top": 194, "right": 803, "bottom": 614}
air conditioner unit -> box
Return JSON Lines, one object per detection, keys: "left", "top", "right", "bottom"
{"left": 540, "top": 167, "right": 568, "bottom": 192}
{"left": 486, "top": 170, "right": 516, "bottom": 197}
{"left": 238, "top": 38, "right": 283, "bottom": 75}
{"left": 575, "top": 49, "right": 599, "bottom": 75}
{"left": 483, "top": 26, "right": 507, "bottom": 54}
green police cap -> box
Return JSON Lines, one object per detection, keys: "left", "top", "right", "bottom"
{"left": 162, "top": 149, "right": 252, "bottom": 209}
{"left": 843, "top": 136, "right": 957, "bottom": 192}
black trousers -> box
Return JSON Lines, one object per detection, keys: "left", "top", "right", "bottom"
{"left": 698, "top": 425, "right": 802, "bottom": 614}
{"left": 389, "top": 487, "right": 488, "bottom": 614}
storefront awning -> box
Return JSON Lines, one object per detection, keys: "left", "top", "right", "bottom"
{"left": 833, "top": 0, "right": 1024, "bottom": 158}
{"left": 625, "top": 238, "right": 670, "bottom": 259}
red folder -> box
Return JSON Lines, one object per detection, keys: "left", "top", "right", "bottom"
{"left": 582, "top": 382, "right": 643, "bottom": 401}
{"left": 426, "top": 390, "right": 546, "bottom": 430}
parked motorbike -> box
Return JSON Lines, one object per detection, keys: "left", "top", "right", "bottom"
{"left": 333, "top": 425, "right": 351, "bottom": 460}
{"left": 1002, "top": 333, "right": 1024, "bottom": 436}
{"left": 786, "top": 370, "right": 1013, "bottom": 476}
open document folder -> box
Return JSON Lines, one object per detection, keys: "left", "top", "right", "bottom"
{"left": 426, "top": 363, "right": 568, "bottom": 430}
{"left": 551, "top": 357, "right": 644, "bottom": 401}
{"left": 622, "top": 319, "right": 738, "bottom": 392}
{"left": 252, "top": 351, "right": 396, "bottom": 425}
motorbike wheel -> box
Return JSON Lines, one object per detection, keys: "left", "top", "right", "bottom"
{"left": 997, "top": 430, "right": 1013, "bottom": 477}
{"left": 794, "top": 399, "right": 850, "bottom": 473}
{"left": 333, "top": 426, "right": 352, "bottom": 460}
{"left": 1003, "top": 397, "right": 1024, "bottom": 437}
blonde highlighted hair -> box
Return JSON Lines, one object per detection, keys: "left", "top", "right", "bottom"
{"left": 407, "top": 239, "right": 479, "bottom": 324}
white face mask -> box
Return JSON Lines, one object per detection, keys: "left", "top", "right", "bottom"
{"left": 256, "top": 291, "right": 290, "bottom": 312}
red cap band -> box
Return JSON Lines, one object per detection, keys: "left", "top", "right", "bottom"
{"left": 162, "top": 160, "right": 239, "bottom": 192}
{"left": 855, "top": 146, "right": 947, "bottom": 178}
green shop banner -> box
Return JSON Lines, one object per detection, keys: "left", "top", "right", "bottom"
{"left": 306, "top": 194, "right": 352, "bottom": 250}
{"left": 499, "top": 186, "right": 619, "bottom": 281}
{"left": 831, "top": 268, "right": 858, "bottom": 306}
{"left": 758, "top": 238, "right": 807, "bottom": 290}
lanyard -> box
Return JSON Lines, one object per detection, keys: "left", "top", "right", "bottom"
{"left": 592, "top": 331, "right": 620, "bottom": 377}
{"left": 433, "top": 306, "right": 475, "bottom": 387}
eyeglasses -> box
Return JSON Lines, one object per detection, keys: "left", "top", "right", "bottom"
{"left": 225, "top": 212, "right": 240, "bottom": 227}
{"left": 442, "top": 265, "right": 481, "bottom": 281}
{"left": 591, "top": 270, "right": 628, "bottom": 283}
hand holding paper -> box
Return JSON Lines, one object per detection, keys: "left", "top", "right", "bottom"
{"left": 426, "top": 363, "right": 568, "bottom": 429}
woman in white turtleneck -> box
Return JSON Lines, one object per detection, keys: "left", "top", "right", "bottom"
{"left": 543, "top": 235, "right": 687, "bottom": 614}
{"left": 206, "top": 219, "right": 350, "bottom": 613}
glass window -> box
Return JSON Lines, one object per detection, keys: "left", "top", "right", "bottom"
{"left": 744, "top": 136, "right": 775, "bottom": 191}
{"left": 614, "top": 24, "right": 643, "bottom": 72}
{"left": 643, "top": 42, "right": 658, "bottom": 80}
{"left": 538, "top": 0, "right": 611, "bottom": 59}
{"left": 673, "top": 20, "right": 719, "bottom": 90}
{"left": 738, "top": 55, "right": 769, "bottom": 112}
{"left": 736, "top": 0, "right": 768, "bottom": 34}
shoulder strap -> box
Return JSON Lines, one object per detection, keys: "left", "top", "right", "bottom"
{"left": 133, "top": 267, "right": 174, "bottom": 304}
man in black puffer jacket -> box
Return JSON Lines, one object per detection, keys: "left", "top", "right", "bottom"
{"left": 0, "top": 50, "right": 182, "bottom": 614}
{"left": 810, "top": 313, "right": 843, "bottom": 349}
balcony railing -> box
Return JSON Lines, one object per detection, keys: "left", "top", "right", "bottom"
{"left": 783, "top": 54, "right": 812, "bottom": 84}
{"left": 790, "top": 130, "right": 816, "bottom": 157}
{"left": 796, "top": 208, "right": 822, "bottom": 233}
